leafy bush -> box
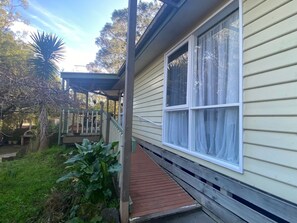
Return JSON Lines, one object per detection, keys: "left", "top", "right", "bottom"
{"left": 57, "top": 139, "right": 121, "bottom": 205}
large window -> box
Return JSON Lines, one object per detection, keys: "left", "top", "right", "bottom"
{"left": 163, "top": 6, "right": 241, "bottom": 171}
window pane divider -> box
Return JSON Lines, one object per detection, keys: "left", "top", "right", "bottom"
{"left": 164, "top": 106, "right": 188, "bottom": 112}
{"left": 191, "top": 103, "right": 239, "bottom": 110}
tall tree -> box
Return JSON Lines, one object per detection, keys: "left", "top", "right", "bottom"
{"left": 0, "top": 0, "right": 28, "bottom": 32}
{"left": 30, "top": 32, "right": 65, "bottom": 150}
{"left": 0, "top": 34, "right": 31, "bottom": 118}
{"left": 87, "top": 0, "right": 161, "bottom": 73}
{"left": 0, "top": 0, "right": 31, "bottom": 120}
{"left": 0, "top": 2, "right": 71, "bottom": 149}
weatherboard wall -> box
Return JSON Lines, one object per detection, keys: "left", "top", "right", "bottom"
{"left": 241, "top": 0, "right": 297, "bottom": 203}
{"left": 133, "top": 57, "right": 164, "bottom": 148}
{"left": 132, "top": 0, "right": 297, "bottom": 204}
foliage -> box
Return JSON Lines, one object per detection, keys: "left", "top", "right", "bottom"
{"left": 87, "top": 0, "right": 162, "bottom": 72}
{"left": 29, "top": 31, "right": 65, "bottom": 150}
{"left": 0, "top": 0, "right": 28, "bottom": 32}
{"left": 57, "top": 139, "right": 121, "bottom": 206}
{"left": 30, "top": 32, "right": 65, "bottom": 80}
{"left": 0, "top": 3, "right": 72, "bottom": 134}
{"left": 0, "top": 1, "right": 30, "bottom": 118}
{"left": 55, "top": 139, "right": 120, "bottom": 222}
{"left": 0, "top": 146, "right": 66, "bottom": 222}
{"left": 0, "top": 31, "right": 32, "bottom": 118}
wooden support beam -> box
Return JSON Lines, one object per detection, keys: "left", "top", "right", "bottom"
{"left": 71, "top": 91, "right": 77, "bottom": 132}
{"left": 58, "top": 78, "right": 64, "bottom": 145}
{"left": 62, "top": 79, "right": 64, "bottom": 91}
{"left": 100, "top": 101, "right": 104, "bottom": 137}
{"left": 118, "top": 92, "right": 122, "bottom": 125}
{"left": 105, "top": 112, "right": 110, "bottom": 143}
{"left": 86, "top": 92, "right": 89, "bottom": 110}
{"left": 63, "top": 80, "right": 69, "bottom": 133}
{"left": 113, "top": 100, "right": 116, "bottom": 118}
{"left": 120, "top": 0, "right": 137, "bottom": 222}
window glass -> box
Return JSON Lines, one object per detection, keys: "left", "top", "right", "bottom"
{"left": 193, "top": 107, "right": 239, "bottom": 164}
{"left": 193, "top": 12, "right": 239, "bottom": 107}
{"left": 166, "top": 43, "right": 188, "bottom": 107}
{"left": 165, "top": 110, "right": 188, "bottom": 148}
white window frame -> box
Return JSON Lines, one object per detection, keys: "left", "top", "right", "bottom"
{"left": 162, "top": 39, "right": 190, "bottom": 151}
{"left": 163, "top": 39, "right": 190, "bottom": 111}
{"left": 162, "top": 0, "right": 243, "bottom": 173}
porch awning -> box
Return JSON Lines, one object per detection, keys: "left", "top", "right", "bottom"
{"left": 61, "top": 72, "right": 121, "bottom": 99}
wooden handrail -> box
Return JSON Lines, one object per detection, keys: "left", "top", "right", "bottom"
{"left": 134, "top": 114, "right": 162, "bottom": 127}
{"left": 102, "top": 110, "right": 136, "bottom": 152}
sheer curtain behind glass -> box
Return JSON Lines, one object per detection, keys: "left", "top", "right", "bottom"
{"left": 165, "top": 44, "right": 188, "bottom": 149}
{"left": 193, "top": 11, "right": 239, "bottom": 164}
{"left": 165, "top": 111, "right": 188, "bottom": 148}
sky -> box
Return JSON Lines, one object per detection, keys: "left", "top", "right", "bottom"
{"left": 12, "top": 0, "right": 136, "bottom": 72}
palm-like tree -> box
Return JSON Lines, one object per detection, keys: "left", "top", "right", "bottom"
{"left": 30, "top": 32, "right": 64, "bottom": 80}
{"left": 30, "top": 31, "right": 64, "bottom": 150}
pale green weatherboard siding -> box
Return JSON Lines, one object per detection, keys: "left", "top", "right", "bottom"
{"left": 242, "top": 0, "right": 297, "bottom": 204}
{"left": 132, "top": 0, "right": 297, "bottom": 204}
{"left": 133, "top": 58, "right": 164, "bottom": 147}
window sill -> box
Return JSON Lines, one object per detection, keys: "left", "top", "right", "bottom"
{"left": 162, "top": 141, "right": 243, "bottom": 173}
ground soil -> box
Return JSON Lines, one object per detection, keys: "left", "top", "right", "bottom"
{"left": 0, "top": 145, "right": 22, "bottom": 155}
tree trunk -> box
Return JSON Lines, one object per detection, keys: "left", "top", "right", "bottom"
{"left": 38, "top": 104, "right": 48, "bottom": 150}
{"left": 19, "top": 119, "right": 23, "bottom": 129}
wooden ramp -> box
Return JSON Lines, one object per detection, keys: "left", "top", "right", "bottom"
{"left": 129, "top": 146, "right": 200, "bottom": 222}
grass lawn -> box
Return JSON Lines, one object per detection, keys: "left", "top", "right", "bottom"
{"left": 0, "top": 146, "right": 66, "bottom": 223}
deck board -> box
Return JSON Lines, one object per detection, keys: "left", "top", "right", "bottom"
{"left": 129, "top": 146, "right": 198, "bottom": 220}
{"left": 62, "top": 134, "right": 100, "bottom": 144}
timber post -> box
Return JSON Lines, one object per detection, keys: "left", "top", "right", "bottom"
{"left": 106, "top": 98, "right": 109, "bottom": 113}
{"left": 113, "top": 100, "right": 116, "bottom": 118}
{"left": 118, "top": 91, "right": 122, "bottom": 126}
{"left": 58, "top": 110, "right": 62, "bottom": 145}
{"left": 63, "top": 79, "right": 69, "bottom": 133}
{"left": 105, "top": 98, "right": 110, "bottom": 143}
{"left": 120, "top": 0, "right": 137, "bottom": 222}
{"left": 106, "top": 112, "right": 110, "bottom": 144}
{"left": 58, "top": 78, "right": 65, "bottom": 145}
{"left": 100, "top": 101, "right": 104, "bottom": 138}
{"left": 72, "top": 90, "right": 77, "bottom": 131}
{"left": 86, "top": 92, "right": 89, "bottom": 110}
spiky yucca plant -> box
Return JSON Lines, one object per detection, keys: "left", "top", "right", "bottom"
{"left": 30, "top": 31, "right": 64, "bottom": 150}
{"left": 30, "top": 32, "right": 64, "bottom": 80}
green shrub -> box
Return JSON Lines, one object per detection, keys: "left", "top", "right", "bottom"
{"left": 57, "top": 139, "right": 121, "bottom": 205}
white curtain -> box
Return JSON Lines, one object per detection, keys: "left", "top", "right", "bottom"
{"left": 194, "top": 11, "right": 239, "bottom": 164}
{"left": 166, "top": 111, "right": 188, "bottom": 148}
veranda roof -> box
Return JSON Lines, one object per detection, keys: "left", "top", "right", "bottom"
{"left": 61, "top": 72, "right": 121, "bottom": 100}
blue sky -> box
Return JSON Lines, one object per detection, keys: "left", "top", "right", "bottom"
{"left": 13, "top": 0, "right": 135, "bottom": 71}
